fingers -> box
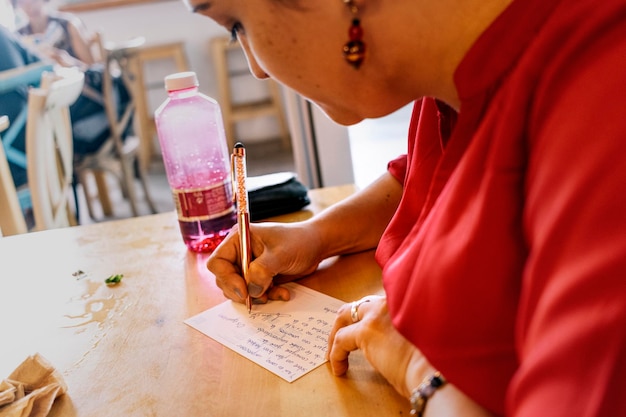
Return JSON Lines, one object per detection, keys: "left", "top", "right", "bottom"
{"left": 208, "top": 231, "right": 248, "bottom": 303}
{"left": 328, "top": 324, "right": 359, "bottom": 376}
{"left": 208, "top": 230, "right": 290, "bottom": 304}
{"left": 249, "top": 283, "right": 291, "bottom": 305}
{"left": 221, "top": 272, "right": 249, "bottom": 303}
{"left": 267, "top": 284, "right": 291, "bottom": 301}
{"left": 327, "top": 296, "right": 377, "bottom": 375}
{"left": 327, "top": 301, "right": 356, "bottom": 357}
{"left": 208, "top": 226, "right": 271, "bottom": 298}
{"left": 247, "top": 259, "right": 277, "bottom": 297}
{"left": 208, "top": 222, "right": 313, "bottom": 304}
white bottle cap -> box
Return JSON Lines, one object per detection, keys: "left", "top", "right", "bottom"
{"left": 164, "top": 71, "right": 199, "bottom": 91}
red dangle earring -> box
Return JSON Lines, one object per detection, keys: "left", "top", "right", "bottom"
{"left": 342, "top": 0, "right": 366, "bottom": 69}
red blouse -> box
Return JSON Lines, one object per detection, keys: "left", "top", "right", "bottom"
{"left": 378, "top": 0, "right": 626, "bottom": 415}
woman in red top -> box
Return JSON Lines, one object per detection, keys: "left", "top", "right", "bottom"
{"left": 202, "top": 0, "right": 626, "bottom": 415}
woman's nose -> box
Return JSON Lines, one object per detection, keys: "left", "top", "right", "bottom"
{"left": 249, "top": 62, "right": 269, "bottom": 80}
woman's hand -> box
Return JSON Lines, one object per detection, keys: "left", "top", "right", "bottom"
{"left": 328, "top": 296, "right": 496, "bottom": 417}
{"left": 207, "top": 221, "right": 324, "bottom": 304}
{"left": 208, "top": 173, "right": 402, "bottom": 304}
{"left": 327, "top": 295, "right": 433, "bottom": 397}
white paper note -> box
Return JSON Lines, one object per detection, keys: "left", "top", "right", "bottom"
{"left": 184, "top": 282, "right": 344, "bottom": 382}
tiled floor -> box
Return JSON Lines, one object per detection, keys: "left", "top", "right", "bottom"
{"left": 76, "top": 106, "right": 411, "bottom": 225}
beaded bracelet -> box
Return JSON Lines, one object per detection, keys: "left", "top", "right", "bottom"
{"left": 409, "top": 372, "right": 447, "bottom": 416}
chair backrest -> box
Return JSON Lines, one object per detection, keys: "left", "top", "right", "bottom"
{"left": 93, "top": 32, "right": 146, "bottom": 153}
{"left": 26, "top": 68, "right": 84, "bottom": 231}
{"left": 73, "top": 33, "right": 158, "bottom": 219}
{"left": 0, "top": 61, "right": 54, "bottom": 204}
{"left": 0, "top": 115, "right": 28, "bottom": 236}
{"left": 0, "top": 62, "right": 54, "bottom": 94}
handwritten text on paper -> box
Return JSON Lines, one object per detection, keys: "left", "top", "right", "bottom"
{"left": 184, "top": 283, "right": 344, "bottom": 382}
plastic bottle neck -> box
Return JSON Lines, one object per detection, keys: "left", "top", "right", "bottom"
{"left": 167, "top": 85, "right": 199, "bottom": 98}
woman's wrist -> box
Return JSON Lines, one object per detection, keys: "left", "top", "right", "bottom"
{"left": 304, "top": 215, "right": 360, "bottom": 260}
{"left": 404, "top": 350, "right": 435, "bottom": 398}
{"left": 409, "top": 372, "right": 447, "bottom": 416}
{"left": 403, "top": 349, "right": 452, "bottom": 417}
{"left": 296, "top": 219, "right": 329, "bottom": 264}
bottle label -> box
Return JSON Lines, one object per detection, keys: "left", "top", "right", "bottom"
{"left": 173, "top": 180, "right": 234, "bottom": 221}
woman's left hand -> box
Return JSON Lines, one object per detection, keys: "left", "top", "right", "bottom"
{"left": 327, "top": 295, "right": 433, "bottom": 397}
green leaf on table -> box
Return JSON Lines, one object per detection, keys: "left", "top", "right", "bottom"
{"left": 105, "top": 274, "right": 124, "bottom": 285}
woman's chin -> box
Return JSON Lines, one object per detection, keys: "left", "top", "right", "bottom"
{"left": 314, "top": 103, "right": 365, "bottom": 127}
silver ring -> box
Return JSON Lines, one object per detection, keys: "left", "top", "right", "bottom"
{"left": 350, "top": 298, "right": 371, "bottom": 323}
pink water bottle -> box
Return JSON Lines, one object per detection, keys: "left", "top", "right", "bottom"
{"left": 154, "top": 71, "right": 236, "bottom": 253}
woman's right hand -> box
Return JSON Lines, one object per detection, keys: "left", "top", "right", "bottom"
{"left": 209, "top": 172, "right": 404, "bottom": 304}
{"left": 207, "top": 221, "right": 324, "bottom": 304}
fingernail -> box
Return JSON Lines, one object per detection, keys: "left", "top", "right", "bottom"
{"left": 248, "top": 283, "right": 264, "bottom": 297}
{"left": 234, "top": 288, "right": 243, "bottom": 300}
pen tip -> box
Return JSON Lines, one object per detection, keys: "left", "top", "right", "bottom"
{"left": 235, "top": 142, "right": 245, "bottom": 149}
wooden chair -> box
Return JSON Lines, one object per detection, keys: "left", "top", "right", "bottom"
{"left": 210, "top": 36, "right": 291, "bottom": 150}
{"left": 0, "top": 115, "right": 28, "bottom": 236}
{"left": 134, "top": 41, "right": 190, "bottom": 170}
{"left": 26, "top": 68, "right": 84, "bottom": 231}
{"left": 0, "top": 61, "right": 55, "bottom": 217}
{"left": 74, "top": 32, "right": 157, "bottom": 219}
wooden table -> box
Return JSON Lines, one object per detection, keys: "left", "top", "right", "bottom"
{"left": 0, "top": 185, "right": 409, "bottom": 416}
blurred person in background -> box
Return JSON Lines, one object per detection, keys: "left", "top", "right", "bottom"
{"left": 12, "top": 0, "right": 95, "bottom": 69}
{"left": 0, "top": 0, "right": 129, "bottom": 220}
{"left": 0, "top": 0, "right": 17, "bottom": 30}
{"left": 10, "top": 0, "right": 133, "bottom": 157}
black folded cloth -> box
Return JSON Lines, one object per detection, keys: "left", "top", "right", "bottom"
{"left": 248, "top": 172, "right": 310, "bottom": 221}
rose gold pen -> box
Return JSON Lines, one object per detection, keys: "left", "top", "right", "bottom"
{"left": 232, "top": 142, "right": 252, "bottom": 313}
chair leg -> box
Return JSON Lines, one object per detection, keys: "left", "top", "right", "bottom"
{"left": 94, "top": 172, "right": 114, "bottom": 216}
{"left": 78, "top": 171, "right": 98, "bottom": 221}
{"left": 120, "top": 158, "right": 140, "bottom": 217}
{"left": 67, "top": 205, "right": 78, "bottom": 226}
{"left": 71, "top": 178, "right": 81, "bottom": 223}
{"left": 136, "top": 163, "right": 158, "bottom": 214}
